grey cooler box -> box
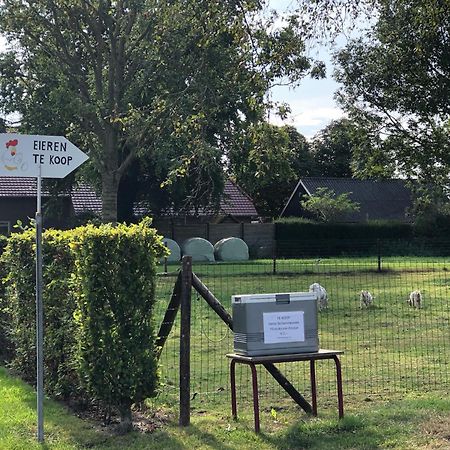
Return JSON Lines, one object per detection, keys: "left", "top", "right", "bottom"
{"left": 232, "top": 292, "right": 319, "bottom": 356}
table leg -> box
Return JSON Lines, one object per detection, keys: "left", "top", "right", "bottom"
{"left": 249, "top": 363, "right": 260, "bottom": 433}
{"left": 230, "top": 359, "right": 237, "bottom": 420}
{"left": 333, "top": 356, "right": 344, "bottom": 418}
{"left": 309, "top": 359, "right": 318, "bottom": 416}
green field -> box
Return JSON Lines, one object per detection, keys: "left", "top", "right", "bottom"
{"left": 1, "top": 256, "right": 449, "bottom": 447}
{"left": 2, "top": 366, "right": 450, "bottom": 449}
{"left": 155, "top": 257, "right": 450, "bottom": 420}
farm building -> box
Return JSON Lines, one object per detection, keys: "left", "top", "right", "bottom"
{"left": 0, "top": 177, "right": 258, "bottom": 234}
{"left": 280, "top": 177, "right": 414, "bottom": 223}
{"left": 0, "top": 177, "right": 101, "bottom": 234}
{"left": 148, "top": 180, "right": 259, "bottom": 226}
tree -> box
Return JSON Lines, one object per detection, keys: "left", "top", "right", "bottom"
{"left": 300, "top": 187, "right": 360, "bottom": 222}
{"left": 334, "top": 0, "right": 450, "bottom": 187}
{"left": 0, "top": 1, "right": 315, "bottom": 222}
{"left": 230, "top": 123, "right": 315, "bottom": 217}
{"left": 310, "top": 118, "right": 357, "bottom": 177}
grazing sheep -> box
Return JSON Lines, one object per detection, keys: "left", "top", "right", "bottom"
{"left": 309, "top": 283, "right": 328, "bottom": 311}
{"left": 408, "top": 290, "right": 422, "bottom": 309}
{"left": 360, "top": 290, "right": 374, "bottom": 308}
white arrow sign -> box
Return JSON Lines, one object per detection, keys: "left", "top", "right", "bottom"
{"left": 0, "top": 133, "right": 88, "bottom": 178}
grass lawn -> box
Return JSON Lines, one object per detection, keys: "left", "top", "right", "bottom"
{"left": 2, "top": 256, "right": 449, "bottom": 448}
{"left": 1, "top": 366, "right": 450, "bottom": 449}
{"left": 155, "top": 257, "right": 450, "bottom": 409}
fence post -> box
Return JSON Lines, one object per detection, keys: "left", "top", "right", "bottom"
{"left": 164, "top": 242, "right": 168, "bottom": 273}
{"left": 272, "top": 240, "right": 277, "bottom": 275}
{"left": 179, "top": 255, "right": 192, "bottom": 426}
{"left": 377, "top": 239, "right": 382, "bottom": 272}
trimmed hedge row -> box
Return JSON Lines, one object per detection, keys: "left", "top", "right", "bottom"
{"left": 275, "top": 220, "right": 413, "bottom": 241}
{"left": 0, "top": 235, "right": 9, "bottom": 362}
{"left": 0, "top": 220, "right": 167, "bottom": 425}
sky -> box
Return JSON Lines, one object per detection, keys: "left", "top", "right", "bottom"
{"left": 267, "top": 0, "right": 345, "bottom": 139}
{"left": 0, "top": 1, "right": 345, "bottom": 139}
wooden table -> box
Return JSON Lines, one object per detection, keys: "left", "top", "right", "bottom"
{"left": 226, "top": 349, "right": 344, "bottom": 433}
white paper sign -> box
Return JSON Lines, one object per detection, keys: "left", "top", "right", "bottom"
{"left": 263, "top": 311, "right": 305, "bottom": 344}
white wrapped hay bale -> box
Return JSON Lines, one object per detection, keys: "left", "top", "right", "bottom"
{"left": 181, "top": 237, "right": 215, "bottom": 262}
{"left": 162, "top": 238, "right": 181, "bottom": 262}
{"left": 214, "top": 237, "right": 249, "bottom": 261}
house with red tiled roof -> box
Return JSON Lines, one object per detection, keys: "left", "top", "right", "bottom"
{"left": 139, "top": 180, "right": 259, "bottom": 225}
{"left": 0, "top": 177, "right": 101, "bottom": 234}
{"left": 0, "top": 177, "right": 258, "bottom": 234}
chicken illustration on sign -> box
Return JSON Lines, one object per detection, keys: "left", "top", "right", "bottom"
{"left": 1, "top": 138, "right": 27, "bottom": 172}
{"left": 0, "top": 133, "right": 88, "bottom": 178}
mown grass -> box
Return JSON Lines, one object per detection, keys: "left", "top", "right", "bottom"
{"left": 2, "top": 256, "right": 449, "bottom": 448}
{"left": 1, "top": 365, "right": 450, "bottom": 449}
{"left": 155, "top": 257, "right": 450, "bottom": 410}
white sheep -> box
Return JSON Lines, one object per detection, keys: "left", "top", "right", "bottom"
{"left": 309, "top": 283, "right": 328, "bottom": 311}
{"left": 408, "top": 290, "right": 422, "bottom": 309}
{"left": 360, "top": 290, "right": 374, "bottom": 308}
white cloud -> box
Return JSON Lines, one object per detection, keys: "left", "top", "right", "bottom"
{"left": 269, "top": 95, "right": 346, "bottom": 139}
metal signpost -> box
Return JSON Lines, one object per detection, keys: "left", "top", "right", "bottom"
{"left": 0, "top": 133, "right": 88, "bottom": 442}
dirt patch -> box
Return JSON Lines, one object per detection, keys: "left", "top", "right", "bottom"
{"left": 421, "top": 416, "right": 450, "bottom": 448}
{"left": 71, "top": 402, "right": 172, "bottom": 434}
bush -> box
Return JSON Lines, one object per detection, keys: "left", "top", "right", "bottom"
{"left": 71, "top": 221, "right": 166, "bottom": 427}
{"left": 1, "top": 220, "right": 167, "bottom": 428}
{"left": 0, "top": 234, "right": 10, "bottom": 363}
{"left": 1, "top": 229, "right": 79, "bottom": 397}
{"left": 275, "top": 220, "right": 413, "bottom": 241}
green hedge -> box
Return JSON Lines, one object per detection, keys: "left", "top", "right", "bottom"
{"left": 0, "top": 220, "right": 167, "bottom": 425}
{"left": 275, "top": 220, "right": 413, "bottom": 240}
{"left": 0, "top": 234, "right": 9, "bottom": 362}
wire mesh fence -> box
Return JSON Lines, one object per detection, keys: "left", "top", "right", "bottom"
{"left": 153, "top": 239, "right": 450, "bottom": 415}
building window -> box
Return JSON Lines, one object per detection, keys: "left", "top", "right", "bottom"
{"left": 0, "top": 221, "right": 10, "bottom": 236}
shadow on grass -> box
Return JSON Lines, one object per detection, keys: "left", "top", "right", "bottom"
{"left": 181, "top": 424, "right": 238, "bottom": 450}
{"left": 0, "top": 367, "right": 185, "bottom": 449}
{"left": 261, "top": 415, "right": 388, "bottom": 450}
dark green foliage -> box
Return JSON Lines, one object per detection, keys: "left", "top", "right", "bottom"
{"left": 71, "top": 221, "right": 166, "bottom": 422}
{"left": 1, "top": 220, "right": 166, "bottom": 425}
{"left": 335, "top": 0, "right": 450, "bottom": 188}
{"left": 2, "top": 230, "right": 83, "bottom": 398}
{"left": 0, "top": 234, "right": 10, "bottom": 362}
{"left": 275, "top": 218, "right": 450, "bottom": 256}
{"left": 231, "top": 123, "right": 315, "bottom": 217}
{"left": 0, "top": 0, "right": 315, "bottom": 222}
{"left": 275, "top": 220, "right": 413, "bottom": 241}
{"left": 311, "top": 118, "right": 356, "bottom": 178}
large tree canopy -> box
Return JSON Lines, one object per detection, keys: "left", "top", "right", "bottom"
{"left": 230, "top": 123, "right": 315, "bottom": 217}
{"left": 310, "top": 118, "right": 356, "bottom": 178}
{"left": 334, "top": 0, "right": 450, "bottom": 185}
{"left": 0, "top": 0, "right": 314, "bottom": 221}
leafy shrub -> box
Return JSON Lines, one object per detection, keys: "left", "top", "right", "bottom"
{"left": 1, "top": 220, "right": 167, "bottom": 428}
{"left": 300, "top": 187, "right": 360, "bottom": 222}
{"left": 0, "top": 234, "right": 10, "bottom": 362}
{"left": 71, "top": 220, "right": 166, "bottom": 426}
{"left": 275, "top": 220, "right": 413, "bottom": 241}
{"left": 2, "top": 229, "right": 81, "bottom": 398}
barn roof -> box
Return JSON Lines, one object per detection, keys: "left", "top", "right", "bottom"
{"left": 0, "top": 176, "right": 102, "bottom": 215}
{"left": 0, "top": 177, "right": 257, "bottom": 219}
{"left": 281, "top": 177, "right": 414, "bottom": 222}
{"left": 135, "top": 180, "right": 258, "bottom": 219}
{"left": 220, "top": 180, "right": 258, "bottom": 217}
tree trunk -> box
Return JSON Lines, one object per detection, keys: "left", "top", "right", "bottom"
{"left": 101, "top": 126, "right": 120, "bottom": 223}
{"left": 102, "top": 171, "right": 119, "bottom": 223}
{"left": 117, "top": 405, "right": 133, "bottom": 434}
